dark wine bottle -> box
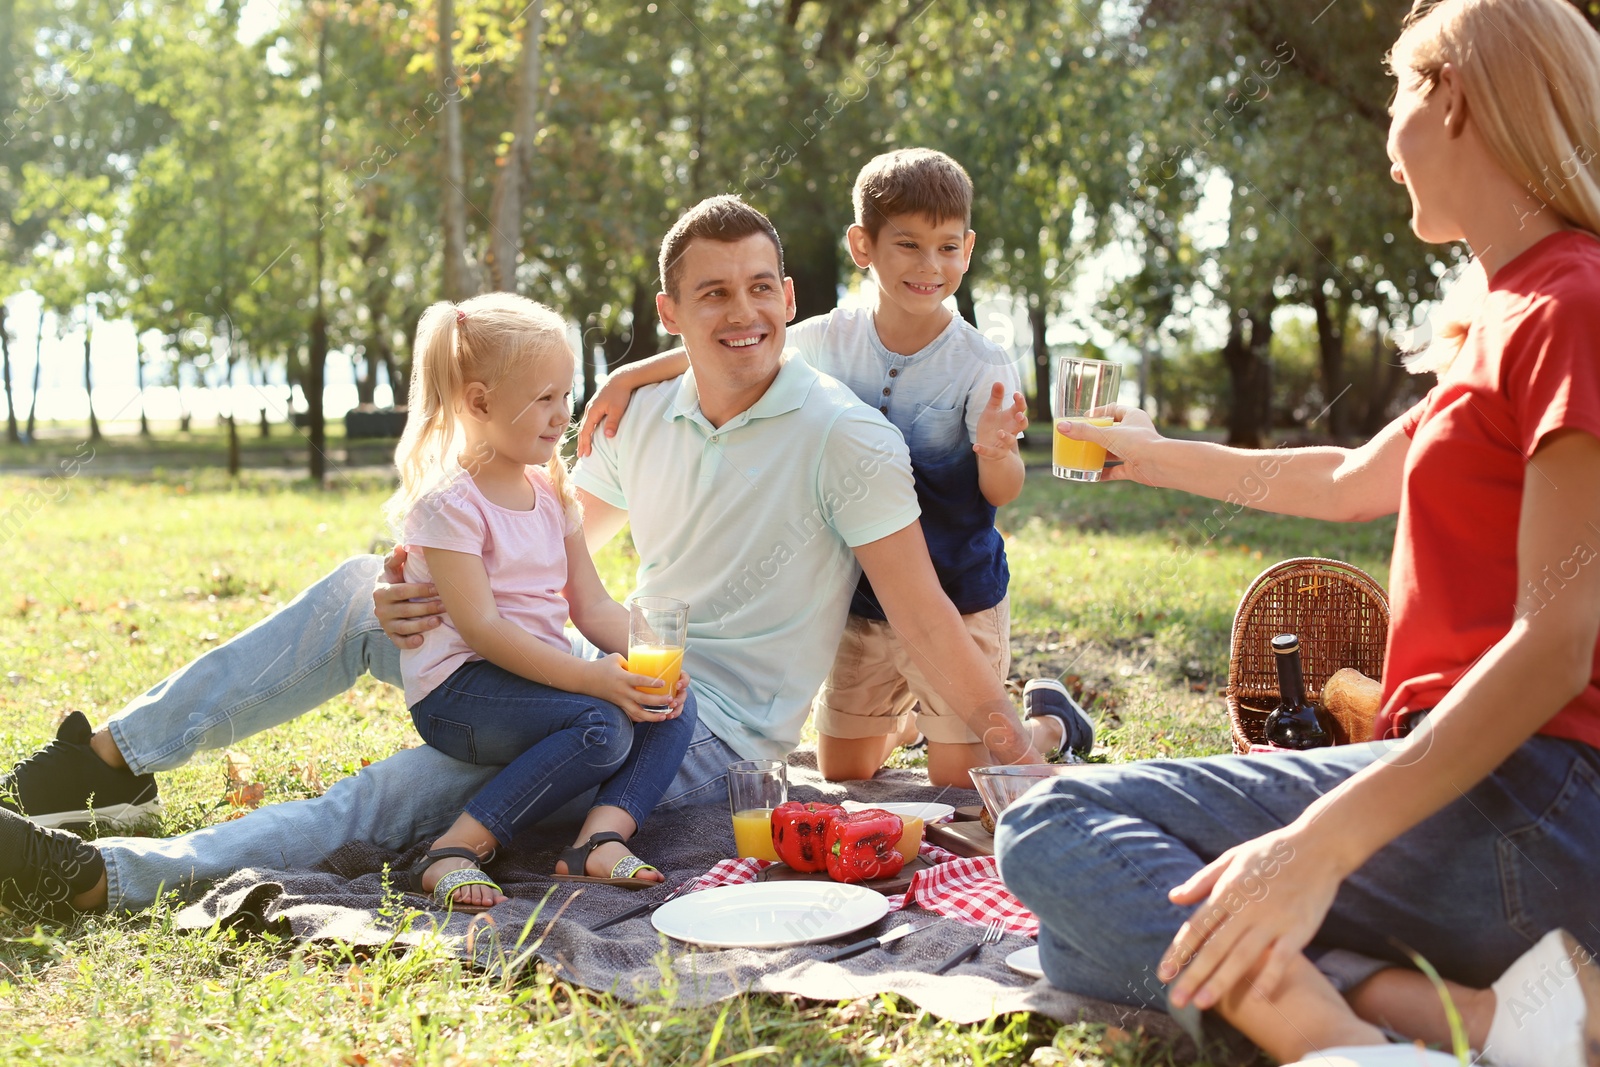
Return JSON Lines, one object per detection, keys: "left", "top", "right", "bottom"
{"left": 1264, "top": 634, "right": 1334, "bottom": 749}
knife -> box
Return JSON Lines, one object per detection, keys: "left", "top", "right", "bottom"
{"left": 819, "top": 919, "right": 940, "bottom": 963}
{"left": 593, "top": 884, "right": 685, "bottom": 932}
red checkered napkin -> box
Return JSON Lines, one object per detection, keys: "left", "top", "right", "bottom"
{"left": 678, "top": 843, "right": 1038, "bottom": 937}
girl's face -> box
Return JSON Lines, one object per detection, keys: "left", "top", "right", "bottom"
{"left": 480, "top": 348, "right": 576, "bottom": 468}
{"left": 1386, "top": 60, "right": 1467, "bottom": 244}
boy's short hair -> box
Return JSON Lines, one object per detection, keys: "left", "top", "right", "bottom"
{"left": 852, "top": 148, "right": 974, "bottom": 239}
{"left": 659, "top": 195, "right": 786, "bottom": 299}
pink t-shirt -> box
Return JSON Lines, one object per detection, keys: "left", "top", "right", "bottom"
{"left": 399, "top": 466, "right": 581, "bottom": 706}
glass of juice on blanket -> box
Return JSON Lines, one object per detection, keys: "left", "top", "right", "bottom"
{"left": 627, "top": 596, "right": 689, "bottom": 712}
{"left": 728, "top": 759, "right": 787, "bottom": 862}
{"left": 1051, "top": 356, "right": 1123, "bottom": 481}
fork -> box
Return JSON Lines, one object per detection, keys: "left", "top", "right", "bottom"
{"left": 931, "top": 920, "right": 1005, "bottom": 975}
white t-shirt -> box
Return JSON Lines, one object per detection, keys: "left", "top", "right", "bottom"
{"left": 787, "top": 307, "right": 1022, "bottom": 464}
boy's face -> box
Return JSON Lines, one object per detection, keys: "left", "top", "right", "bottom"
{"left": 848, "top": 213, "right": 976, "bottom": 317}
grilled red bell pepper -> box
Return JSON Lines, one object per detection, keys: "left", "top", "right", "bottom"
{"left": 825, "top": 808, "right": 905, "bottom": 884}
{"left": 770, "top": 801, "right": 845, "bottom": 873}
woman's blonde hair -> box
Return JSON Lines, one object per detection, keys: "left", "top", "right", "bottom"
{"left": 1390, "top": 0, "right": 1600, "bottom": 373}
{"left": 386, "top": 292, "right": 580, "bottom": 532}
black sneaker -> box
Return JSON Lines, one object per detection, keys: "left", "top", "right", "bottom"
{"left": 0, "top": 711, "right": 161, "bottom": 832}
{"left": 1022, "top": 679, "right": 1096, "bottom": 759}
{"left": 0, "top": 806, "right": 105, "bottom": 923}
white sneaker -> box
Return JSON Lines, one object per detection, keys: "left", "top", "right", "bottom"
{"left": 1483, "top": 928, "right": 1600, "bottom": 1067}
{"left": 1287, "top": 1045, "right": 1461, "bottom": 1065}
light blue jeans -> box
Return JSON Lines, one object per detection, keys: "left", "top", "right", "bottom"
{"left": 94, "top": 556, "right": 740, "bottom": 911}
{"left": 994, "top": 736, "right": 1600, "bottom": 1016}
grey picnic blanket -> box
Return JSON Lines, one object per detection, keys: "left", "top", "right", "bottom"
{"left": 173, "top": 751, "right": 1233, "bottom": 1058}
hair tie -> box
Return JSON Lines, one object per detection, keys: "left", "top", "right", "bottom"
{"left": 456, "top": 309, "right": 467, "bottom": 325}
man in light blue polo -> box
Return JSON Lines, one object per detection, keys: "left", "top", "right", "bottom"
{"left": 1, "top": 196, "right": 1046, "bottom": 918}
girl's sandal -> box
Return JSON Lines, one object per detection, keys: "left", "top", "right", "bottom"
{"left": 553, "top": 831, "right": 661, "bottom": 889}
{"left": 410, "top": 846, "right": 504, "bottom": 913}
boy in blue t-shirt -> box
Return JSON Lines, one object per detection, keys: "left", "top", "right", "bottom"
{"left": 578, "top": 149, "right": 1092, "bottom": 784}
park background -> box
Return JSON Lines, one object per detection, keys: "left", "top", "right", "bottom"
{"left": 5, "top": 1, "right": 1598, "bottom": 1064}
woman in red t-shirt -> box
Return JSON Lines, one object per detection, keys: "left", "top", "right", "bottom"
{"left": 995, "top": 1, "right": 1600, "bottom": 1063}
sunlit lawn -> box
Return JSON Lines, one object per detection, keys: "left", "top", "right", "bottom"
{"left": 0, "top": 439, "right": 1396, "bottom": 1065}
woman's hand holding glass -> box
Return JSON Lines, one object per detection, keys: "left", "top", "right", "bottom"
{"left": 1053, "top": 404, "right": 1167, "bottom": 485}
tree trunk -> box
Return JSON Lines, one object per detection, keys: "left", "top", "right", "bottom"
{"left": 1359, "top": 316, "right": 1406, "bottom": 436}
{"left": 438, "top": 0, "right": 477, "bottom": 301}
{"left": 1, "top": 303, "right": 18, "bottom": 443}
{"left": 309, "top": 15, "right": 330, "bottom": 482}
{"left": 784, "top": 178, "right": 840, "bottom": 323}
{"left": 1028, "top": 302, "right": 1051, "bottom": 424}
{"left": 484, "top": 3, "right": 544, "bottom": 292}
{"left": 955, "top": 282, "right": 977, "bottom": 327}
{"left": 1222, "top": 305, "right": 1272, "bottom": 448}
{"left": 136, "top": 334, "right": 150, "bottom": 437}
{"left": 603, "top": 278, "right": 659, "bottom": 371}
{"left": 26, "top": 306, "right": 43, "bottom": 441}
{"left": 1309, "top": 283, "right": 1348, "bottom": 439}
{"left": 83, "top": 301, "right": 101, "bottom": 442}
{"left": 575, "top": 304, "right": 602, "bottom": 416}
{"left": 356, "top": 190, "right": 393, "bottom": 409}
{"left": 224, "top": 321, "right": 240, "bottom": 476}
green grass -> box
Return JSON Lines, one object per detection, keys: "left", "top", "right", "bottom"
{"left": 0, "top": 436, "right": 1397, "bottom": 1065}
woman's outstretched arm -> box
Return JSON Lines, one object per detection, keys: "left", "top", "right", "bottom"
{"left": 1059, "top": 405, "right": 1414, "bottom": 522}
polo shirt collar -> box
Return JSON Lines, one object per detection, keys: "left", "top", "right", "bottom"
{"left": 665, "top": 355, "right": 817, "bottom": 431}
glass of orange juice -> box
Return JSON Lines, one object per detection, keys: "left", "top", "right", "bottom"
{"left": 727, "top": 759, "right": 786, "bottom": 862}
{"left": 627, "top": 596, "right": 688, "bottom": 712}
{"left": 1051, "top": 356, "right": 1123, "bottom": 481}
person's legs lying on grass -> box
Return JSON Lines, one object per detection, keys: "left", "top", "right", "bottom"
{"left": 995, "top": 738, "right": 1600, "bottom": 1063}
{"left": 1, "top": 555, "right": 399, "bottom": 830}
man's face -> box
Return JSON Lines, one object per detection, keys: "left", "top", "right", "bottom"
{"left": 657, "top": 233, "right": 797, "bottom": 396}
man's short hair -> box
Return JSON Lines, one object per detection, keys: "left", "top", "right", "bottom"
{"left": 852, "top": 148, "right": 974, "bottom": 240}
{"left": 659, "top": 195, "right": 786, "bottom": 299}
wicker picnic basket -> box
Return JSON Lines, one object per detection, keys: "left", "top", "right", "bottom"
{"left": 1226, "top": 558, "right": 1390, "bottom": 754}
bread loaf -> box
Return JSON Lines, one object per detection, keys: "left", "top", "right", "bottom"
{"left": 1320, "top": 668, "right": 1383, "bottom": 744}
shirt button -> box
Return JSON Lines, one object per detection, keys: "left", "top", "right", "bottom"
{"left": 879, "top": 405, "right": 888, "bottom": 414}
{"left": 710, "top": 435, "right": 720, "bottom": 443}
{"left": 889, "top": 368, "right": 898, "bottom": 377}
{"left": 881, "top": 387, "right": 891, "bottom": 396}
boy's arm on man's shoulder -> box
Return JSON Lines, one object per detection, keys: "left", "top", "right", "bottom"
{"left": 576, "top": 348, "right": 690, "bottom": 456}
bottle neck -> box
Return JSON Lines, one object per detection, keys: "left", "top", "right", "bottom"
{"left": 1275, "top": 649, "right": 1307, "bottom": 707}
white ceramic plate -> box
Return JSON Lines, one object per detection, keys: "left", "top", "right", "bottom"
{"left": 1006, "top": 945, "right": 1044, "bottom": 979}
{"left": 652, "top": 882, "right": 891, "bottom": 949}
{"left": 840, "top": 800, "right": 956, "bottom": 824}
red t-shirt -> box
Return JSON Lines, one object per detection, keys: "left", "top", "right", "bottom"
{"left": 1375, "top": 230, "right": 1600, "bottom": 747}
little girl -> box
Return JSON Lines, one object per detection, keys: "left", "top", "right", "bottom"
{"left": 388, "top": 293, "right": 695, "bottom": 912}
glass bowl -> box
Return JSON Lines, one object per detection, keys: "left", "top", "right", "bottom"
{"left": 969, "top": 763, "right": 1094, "bottom": 825}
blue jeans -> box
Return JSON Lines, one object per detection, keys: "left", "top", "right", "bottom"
{"left": 994, "top": 736, "right": 1600, "bottom": 1013}
{"left": 92, "top": 556, "right": 744, "bottom": 910}
{"left": 410, "top": 659, "right": 696, "bottom": 843}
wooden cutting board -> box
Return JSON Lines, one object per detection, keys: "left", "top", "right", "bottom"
{"left": 925, "top": 820, "right": 994, "bottom": 858}
{"left": 756, "top": 855, "right": 930, "bottom": 895}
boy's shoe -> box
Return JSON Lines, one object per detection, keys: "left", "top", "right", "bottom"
{"left": 1483, "top": 927, "right": 1600, "bottom": 1067}
{"left": 0, "top": 711, "right": 161, "bottom": 831}
{"left": 1022, "top": 679, "right": 1095, "bottom": 759}
{"left": 0, "top": 806, "right": 105, "bottom": 923}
